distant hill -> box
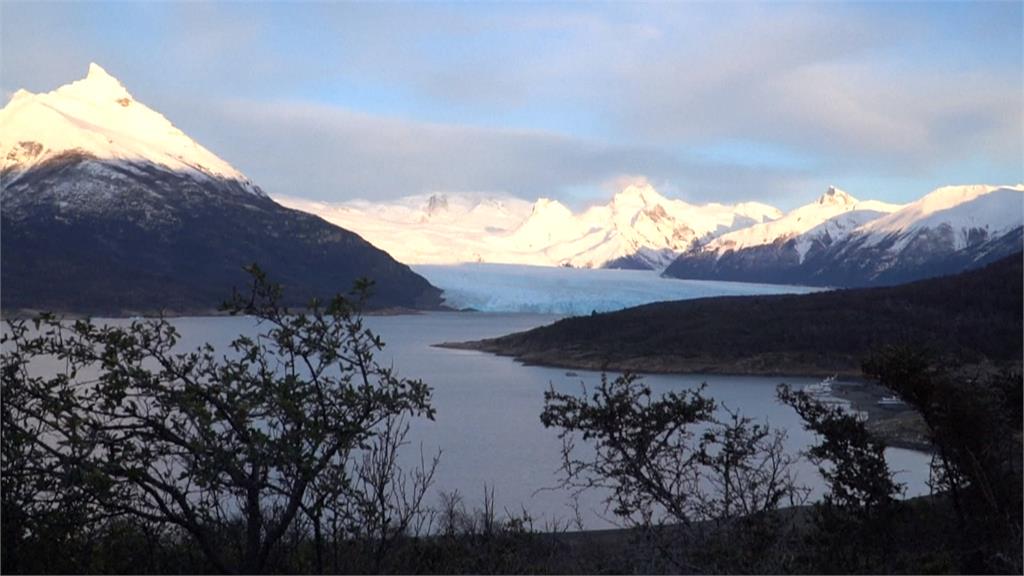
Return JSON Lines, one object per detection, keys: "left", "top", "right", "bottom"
{"left": 444, "top": 253, "right": 1023, "bottom": 377}
{"left": 0, "top": 63, "right": 442, "bottom": 315}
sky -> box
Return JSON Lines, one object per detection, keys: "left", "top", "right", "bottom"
{"left": 1, "top": 1, "right": 1021, "bottom": 210}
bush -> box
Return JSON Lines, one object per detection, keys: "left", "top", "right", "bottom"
{"left": 1, "top": 266, "right": 434, "bottom": 573}
{"left": 540, "top": 373, "right": 807, "bottom": 572}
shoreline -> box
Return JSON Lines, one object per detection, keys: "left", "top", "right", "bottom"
{"left": 435, "top": 340, "right": 866, "bottom": 379}
{"left": 1, "top": 306, "right": 443, "bottom": 321}
{"left": 436, "top": 340, "right": 932, "bottom": 453}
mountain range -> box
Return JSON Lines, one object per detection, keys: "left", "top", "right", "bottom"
{"left": 3, "top": 64, "right": 1020, "bottom": 316}
{"left": 276, "top": 185, "right": 781, "bottom": 270}
{"left": 1, "top": 64, "right": 442, "bottom": 314}
{"left": 283, "top": 182, "right": 1022, "bottom": 287}
{"left": 664, "top": 184, "right": 1023, "bottom": 286}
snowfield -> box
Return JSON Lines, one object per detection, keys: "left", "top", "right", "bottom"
{"left": 413, "top": 263, "right": 820, "bottom": 314}
{"left": 276, "top": 184, "right": 781, "bottom": 270}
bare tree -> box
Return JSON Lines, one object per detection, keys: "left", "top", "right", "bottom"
{"left": 307, "top": 412, "right": 440, "bottom": 573}
{"left": 540, "top": 372, "right": 806, "bottom": 572}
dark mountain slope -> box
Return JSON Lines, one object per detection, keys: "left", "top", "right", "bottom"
{"left": 446, "top": 253, "right": 1023, "bottom": 376}
{"left": 2, "top": 153, "right": 442, "bottom": 315}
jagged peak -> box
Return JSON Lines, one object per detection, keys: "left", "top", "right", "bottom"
{"left": 817, "top": 185, "right": 857, "bottom": 206}
{"left": 7, "top": 89, "right": 34, "bottom": 105}
{"left": 56, "top": 62, "right": 133, "bottom": 104}
{"left": 529, "top": 197, "right": 572, "bottom": 217}
{"left": 612, "top": 182, "right": 668, "bottom": 208}
{"left": 1, "top": 63, "right": 264, "bottom": 196}
{"left": 87, "top": 62, "right": 111, "bottom": 79}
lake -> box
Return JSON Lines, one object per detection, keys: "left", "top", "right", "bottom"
{"left": 149, "top": 312, "right": 931, "bottom": 530}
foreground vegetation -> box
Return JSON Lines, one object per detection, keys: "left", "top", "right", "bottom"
{"left": 2, "top": 267, "right": 1020, "bottom": 573}
{"left": 444, "top": 253, "right": 1023, "bottom": 377}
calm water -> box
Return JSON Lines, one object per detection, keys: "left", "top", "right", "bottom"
{"left": 141, "top": 312, "right": 931, "bottom": 529}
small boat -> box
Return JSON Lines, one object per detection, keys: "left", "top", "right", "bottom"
{"left": 803, "top": 375, "right": 837, "bottom": 397}
{"left": 877, "top": 395, "right": 906, "bottom": 406}
{"left": 564, "top": 371, "right": 579, "bottom": 377}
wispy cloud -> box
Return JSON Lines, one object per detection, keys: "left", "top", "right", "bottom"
{"left": 197, "top": 98, "right": 813, "bottom": 206}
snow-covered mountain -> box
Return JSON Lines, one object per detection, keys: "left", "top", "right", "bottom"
{"left": 855, "top": 185, "right": 1023, "bottom": 251}
{"left": 698, "top": 186, "right": 903, "bottom": 258}
{"left": 2, "top": 63, "right": 262, "bottom": 197}
{"left": 276, "top": 183, "right": 782, "bottom": 270}
{"left": 276, "top": 192, "right": 537, "bottom": 266}
{"left": 1, "top": 63, "right": 442, "bottom": 314}
{"left": 664, "top": 184, "right": 1023, "bottom": 287}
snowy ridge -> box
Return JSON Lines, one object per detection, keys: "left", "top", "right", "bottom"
{"left": 857, "top": 184, "right": 1024, "bottom": 251}
{"left": 533, "top": 184, "right": 782, "bottom": 269}
{"left": 664, "top": 183, "right": 1023, "bottom": 287}
{"left": 276, "top": 182, "right": 783, "bottom": 269}
{"left": 276, "top": 192, "right": 538, "bottom": 265}
{"left": 0, "top": 63, "right": 262, "bottom": 196}
{"left": 702, "top": 186, "right": 904, "bottom": 262}
{"left": 793, "top": 209, "right": 894, "bottom": 261}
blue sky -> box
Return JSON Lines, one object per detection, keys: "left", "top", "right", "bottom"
{"left": 2, "top": 1, "right": 1021, "bottom": 209}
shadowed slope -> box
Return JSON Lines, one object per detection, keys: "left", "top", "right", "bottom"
{"left": 2, "top": 153, "right": 443, "bottom": 315}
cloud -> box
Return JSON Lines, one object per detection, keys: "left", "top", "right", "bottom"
{"left": 1, "top": 1, "right": 1019, "bottom": 208}
{"left": 184, "top": 98, "right": 812, "bottom": 206}
{"left": 589, "top": 5, "right": 1022, "bottom": 173}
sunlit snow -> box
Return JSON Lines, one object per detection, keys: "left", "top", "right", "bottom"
{"left": 858, "top": 185, "right": 1024, "bottom": 250}
{"left": 0, "top": 63, "right": 263, "bottom": 196}
{"left": 277, "top": 183, "right": 782, "bottom": 270}
{"left": 702, "top": 186, "right": 904, "bottom": 258}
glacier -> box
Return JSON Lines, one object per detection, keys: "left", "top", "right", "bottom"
{"left": 413, "top": 263, "right": 820, "bottom": 314}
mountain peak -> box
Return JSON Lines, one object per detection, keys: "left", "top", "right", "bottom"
{"left": 60, "top": 62, "right": 133, "bottom": 103}
{"left": 1, "top": 63, "right": 262, "bottom": 196}
{"left": 8, "top": 89, "right": 33, "bottom": 104}
{"left": 612, "top": 182, "right": 668, "bottom": 210}
{"left": 87, "top": 62, "right": 113, "bottom": 80}
{"left": 817, "top": 185, "right": 856, "bottom": 206}
{"left": 531, "top": 197, "right": 569, "bottom": 214}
